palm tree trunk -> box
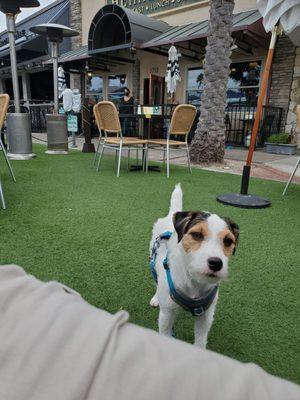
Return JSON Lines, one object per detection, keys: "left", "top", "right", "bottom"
{"left": 190, "top": 0, "right": 235, "bottom": 164}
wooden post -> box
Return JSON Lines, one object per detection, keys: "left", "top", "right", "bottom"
{"left": 82, "top": 98, "right": 95, "bottom": 153}
{"left": 246, "top": 26, "right": 279, "bottom": 166}
{"left": 240, "top": 25, "right": 279, "bottom": 195}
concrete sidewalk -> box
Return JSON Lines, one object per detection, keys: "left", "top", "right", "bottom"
{"left": 32, "top": 133, "right": 300, "bottom": 184}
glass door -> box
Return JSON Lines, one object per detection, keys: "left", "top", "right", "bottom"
{"left": 86, "top": 75, "right": 104, "bottom": 105}
{"left": 108, "top": 74, "right": 127, "bottom": 107}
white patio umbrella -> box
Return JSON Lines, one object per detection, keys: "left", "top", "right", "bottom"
{"left": 257, "top": 0, "right": 300, "bottom": 45}
{"left": 58, "top": 66, "right": 66, "bottom": 99}
{"left": 165, "top": 45, "right": 181, "bottom": 95}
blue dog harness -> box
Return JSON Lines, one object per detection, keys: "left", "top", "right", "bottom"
{"left": 149, "top": 232, "right": 218, "bottom": 317}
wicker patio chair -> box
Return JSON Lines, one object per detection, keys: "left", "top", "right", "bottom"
{"left": 93, "top": 101, "right": 148, "bottom": 177}
{"left": 147, "top": 104, "right": 197, "bottom": 178}
{"left": 0, "top": 94, "right": 16, "bottom": 209}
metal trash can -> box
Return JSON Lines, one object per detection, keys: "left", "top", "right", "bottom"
{"left": 46, "top": 114, "right": 68, "bottom": 154}
{"left": 7, "top": 113, "right": 36, "bottom": 160}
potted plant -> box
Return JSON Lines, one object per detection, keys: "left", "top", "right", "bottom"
{"left": 264, "top": 131, "right": 298, "bottom": 155}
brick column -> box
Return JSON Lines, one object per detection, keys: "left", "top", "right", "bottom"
{"left": 285, "top": 47, "right": 300, "bottom": 144}
{"left": 69, "top": 0, "right": 82, "bottom": 50}
{"left": 69, "top": 0, "right": 82, "bottom": 90}
{"left": 268, "top": 34, "right": 296, "bottom": 130}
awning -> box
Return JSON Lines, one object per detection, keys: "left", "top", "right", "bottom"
{"left": 88, "top": 4, "right": 169, "bottom": 56}
{"left": 47, "top": 44, "right": 132, "bottom": 70}
{"left": 141, "top": 9, "right": 268, "bottom": 49}
{"left": 50, "top": 45, "right": 89, "bottom": 64}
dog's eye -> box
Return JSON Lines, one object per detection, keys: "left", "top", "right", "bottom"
{"left": 191, "top": 232, "right": 203, "bottom": 241}
{"left": 224, "top": 237, "right": 234, "bottom": 247}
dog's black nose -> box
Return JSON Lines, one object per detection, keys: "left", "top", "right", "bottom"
{"left": 208, "top": 257, "right": 223, "bottom": 272}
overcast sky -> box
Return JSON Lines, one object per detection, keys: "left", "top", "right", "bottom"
{"left": 0, "top": 0, "right": 56, "bottom": 33}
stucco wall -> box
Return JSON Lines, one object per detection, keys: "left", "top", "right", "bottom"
{"left": 82, "top": 0, "right": 106, "bottom": 45}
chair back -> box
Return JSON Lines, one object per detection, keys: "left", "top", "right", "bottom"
{"left": 93, "top": 101, "right": 122, "bottom": 137}
{"left": 169, "top": 104, "right": 197, "bottom": 139}
{"left": 0, "top": 94, "right": 10, "bottom": 130}
{"left": 297, "top": 105, "right": 300, "bottom": 128}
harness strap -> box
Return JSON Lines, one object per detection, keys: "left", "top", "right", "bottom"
{"left": 149, "top": 231, "right": 218, "bottom": 317}
{"left": 164, "top": 256, "right": 218, "bottom": 317}
{"left": 149, "top": 231, "right": 173, "bottom": 283}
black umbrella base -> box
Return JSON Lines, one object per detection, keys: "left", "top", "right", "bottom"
{"left": 216, "top": 193, "right": 271, "bottom": 209}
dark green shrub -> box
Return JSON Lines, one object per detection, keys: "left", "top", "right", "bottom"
{"left": 267, "top": 133, "right": 291, "bottom": 144}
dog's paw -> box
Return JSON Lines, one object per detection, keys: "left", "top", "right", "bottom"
{"left": 150, "top": 295, "right": 159, "bottom": 307}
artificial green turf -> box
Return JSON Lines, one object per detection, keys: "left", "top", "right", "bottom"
{"left": 1, "top": 145, "right": 299, "bottom": 383}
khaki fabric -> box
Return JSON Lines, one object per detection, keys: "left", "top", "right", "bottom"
{"left": 0, "top": 265, "right": 299, "bottom": 400}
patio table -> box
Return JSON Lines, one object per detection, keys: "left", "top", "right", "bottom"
{"left": 119, "top": 106, "right": 173, "bottom": 172}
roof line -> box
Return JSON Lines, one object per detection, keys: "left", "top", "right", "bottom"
{"left": 48, "top": 0, "right": 69, "bottom": 23}
{"left": 0, "top": 0, "right": 68, "bottom": 36}
{"left": 141, "top": 11, "right": 263, "bottom": 49}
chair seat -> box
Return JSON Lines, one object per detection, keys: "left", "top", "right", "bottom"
{"left": 147, "top": 139, "right": 186, "bottom": 146}
{"left": 105, "top": 138, "right": 147, "bottom": 145}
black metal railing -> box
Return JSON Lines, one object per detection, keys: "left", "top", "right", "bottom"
{"left": 10, "top": 100, "right": 55, "bottom": 133}
{"left": 28, "top": 102, "right": 54, "bottom": 133}
{"left": 22, "top": 100, "right": 283, "bottom": 147}
{"left": 224, "top": 104, "right": 283, "bottom": 147}
{"left": 116, "top": 103, "right": 283, "bottom": 146}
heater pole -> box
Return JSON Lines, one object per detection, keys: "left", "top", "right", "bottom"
{"left": 51, "top": 41, "right": 59, "bottom": 114}
{"left": 6, "top": 13, "right": 20, "bottom": 113}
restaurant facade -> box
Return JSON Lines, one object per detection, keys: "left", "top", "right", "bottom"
{"left": 62, "top": 0, "right": 299, "bottom": 144}
{"left": 1, "top": 0, "right": 299, "bottom": 144}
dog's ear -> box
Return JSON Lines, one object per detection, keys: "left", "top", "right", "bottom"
{"left": 173, "top": 212, "right": 195, "bottom": 243}
{"left": 224, "top": 218, "right": 239, "bottom": 254}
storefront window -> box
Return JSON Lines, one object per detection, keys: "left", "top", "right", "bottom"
{"left": 86, "top": 76, "right": 103, "bottom": 104}
{"left": 186, "top": 68, "right": 204, "bottom": 105}
{"left": 228, "top": 61, "right": 261, "bottom": 105}
{"left": 186, "top": 61, "right": 261, "bottom": 106}
{"left": 108, "top": 74, "right": 127, "bottom": 106}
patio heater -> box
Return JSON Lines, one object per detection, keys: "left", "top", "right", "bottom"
{"left": 30, "top": 23, "right": 78, "bottom": 154}
{"left": 0, "top": 0, "right": 40, "bottom": 160}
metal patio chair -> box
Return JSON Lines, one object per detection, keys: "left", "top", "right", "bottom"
{"left": 93, "top": 101, "right": 148, "bottom": 177}
{"left": 147, "top": 104, "right": 197, "bottom": 178}
{"left": 0, "top": 94, "right": 16, "bottom": 209}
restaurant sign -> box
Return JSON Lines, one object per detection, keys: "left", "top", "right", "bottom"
{"left": 107, "top": 0, "right": 205, "bottom": 15}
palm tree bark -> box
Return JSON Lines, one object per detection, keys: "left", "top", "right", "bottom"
{"left": 190, "top": 0, "right": 235, "bottom": 164}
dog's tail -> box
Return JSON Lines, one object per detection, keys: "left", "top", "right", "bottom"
{"left": 168, "top": 183, "right": 182, "bottom": 216}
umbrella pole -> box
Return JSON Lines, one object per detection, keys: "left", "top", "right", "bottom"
{"left": 240, "top": 25, "right": 279, "bottom": 194}
{"left": 216, "top": 26, "right": 279, "bottom": 208}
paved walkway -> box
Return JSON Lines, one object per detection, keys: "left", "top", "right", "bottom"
{"left": 32, "top": 133, "right": 300, "bottom": 184}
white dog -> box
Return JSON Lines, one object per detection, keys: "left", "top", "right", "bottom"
{"left": 149, "top": 184, "right": 239, "bottom": 348}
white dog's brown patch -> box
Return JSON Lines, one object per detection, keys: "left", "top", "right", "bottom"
{"left": 182, "top": 221, "right": 209, "bottom": 253}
